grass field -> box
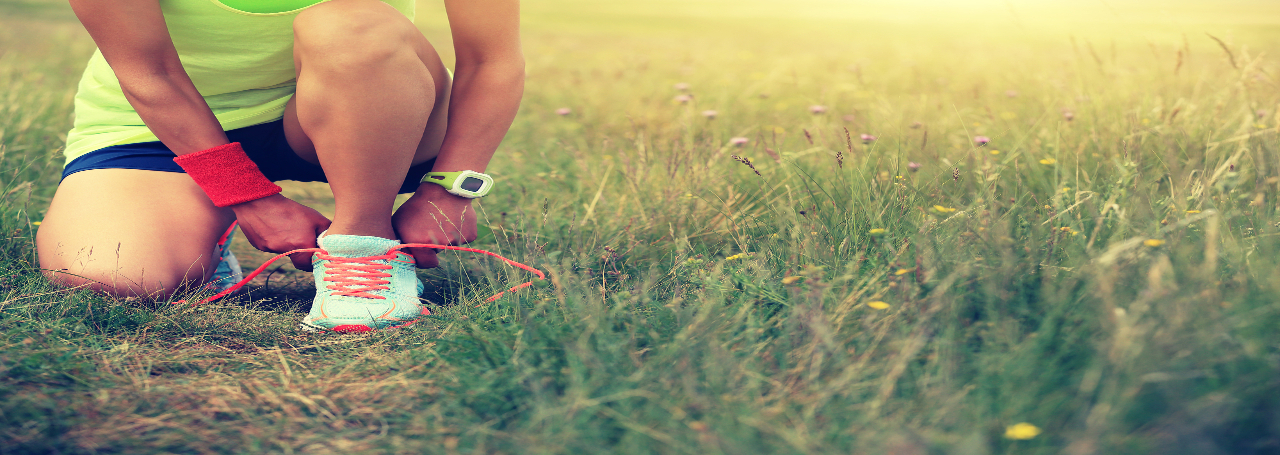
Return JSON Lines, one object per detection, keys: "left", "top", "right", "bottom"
{"left": 4, "top": 0, "right": 1280, "bottom": 453}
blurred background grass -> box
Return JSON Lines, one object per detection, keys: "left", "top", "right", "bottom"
{"left": 3, "top": 0, "right": 1280, "bottom": 453}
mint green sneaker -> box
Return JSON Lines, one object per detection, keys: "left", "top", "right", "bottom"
{"left": 299, "top": 233, "right": 428, "bottom": 333}
{"left": 206, "top": 224, "right": 243, "bottom": 293}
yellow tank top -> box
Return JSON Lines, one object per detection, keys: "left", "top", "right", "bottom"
{"left": 62, "top": 0, "right": 415, "bottom": 165}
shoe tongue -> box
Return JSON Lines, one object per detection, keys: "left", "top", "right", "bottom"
{"left": 318, "top": 234, "right": 400, "bottom": 258}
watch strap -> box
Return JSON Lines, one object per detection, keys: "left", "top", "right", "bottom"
{"left": 421, "top": 171, "right": 463, "bottom": 188}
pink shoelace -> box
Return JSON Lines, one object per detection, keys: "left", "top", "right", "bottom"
{"left": 178, "top": 243, "right": 546, "bottom": 306}
{"left": 316, "top": 250, "right": 397, "bottom": 299}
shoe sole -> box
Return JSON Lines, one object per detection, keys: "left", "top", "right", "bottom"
{"left": 298, "top": 306, "right": 429, "bottom": 333}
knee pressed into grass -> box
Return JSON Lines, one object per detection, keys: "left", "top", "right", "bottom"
{"left": 40, "top": 262, "right": 213, "bottom": 299}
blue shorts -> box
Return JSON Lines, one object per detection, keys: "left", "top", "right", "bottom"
{"left": 62, "top": 119, "right": 434, "bottom": 194}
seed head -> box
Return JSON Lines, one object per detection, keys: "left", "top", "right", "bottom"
{"left": 730, "top": 154, "right": 761, "bottom": 176}
{"left": 839, "top": 128, "right": 852, "bottom": 169}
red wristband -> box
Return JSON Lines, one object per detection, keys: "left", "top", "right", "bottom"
{"left": 173, "top": 142, "right": 282, "bottom": 207}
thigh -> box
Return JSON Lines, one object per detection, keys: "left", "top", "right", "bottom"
{"left": 281, "top": 1, "right": 452, "bottom": 167}
{"left": 37, "top": 169, "right": 235, "bottom": 298}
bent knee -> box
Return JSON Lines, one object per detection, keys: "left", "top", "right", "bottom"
{"left": 38, "top": 235, "right": 213, "bottom": 299}
{"left": 293, "top": 0, "right": 420, "bottom": 65}
{"left": 41, "top": 264, "right": 206, "bottom": 299}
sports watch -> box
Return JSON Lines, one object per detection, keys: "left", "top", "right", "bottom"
{"left": 420, "top": 170, "right": 494, "bottom": 198}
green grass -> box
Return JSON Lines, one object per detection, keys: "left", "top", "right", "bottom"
{"left": 5, "top": 0, "right": 1280, "bottom": 453}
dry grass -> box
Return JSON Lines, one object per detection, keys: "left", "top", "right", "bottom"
{"left": 3, "top": 0, "right": 1280, "bottom": 453}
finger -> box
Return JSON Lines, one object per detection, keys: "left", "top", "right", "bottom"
{"left": 411, "top": 247, "right": 439, "bottom": 269}
{"left": 290, "top": 251, "right": 315, "bottom": 272}
{"left": 297, "top": 221, "right": 325, "bottom": 272}
{"left": 314, "top": 214, "right": 333, "bottom": 232}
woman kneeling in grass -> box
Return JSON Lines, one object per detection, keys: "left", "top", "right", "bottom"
{"left": 36, "top": 0, "right": 523, "bottom": 332}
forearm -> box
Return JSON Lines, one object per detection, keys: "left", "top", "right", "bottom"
{"left": 429, "top": 60, "right": 525, "bottom": 174}
{"left": 120, "top": 71, "right": 229, "bottom": 155}
{"left": 123, "top": 72, "right": 283, "bottom": 209}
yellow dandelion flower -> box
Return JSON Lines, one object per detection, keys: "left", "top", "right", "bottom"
{"left": 1144, "top": 239, "right": 1165, "bottom": 247}
{"left": 990, "top": 149, "right": 1001, "bottom": 155}
{"left": 1061, "top": 187, "right": 1072, "bottom": 193}
{"left": 1186, "top": 210, "right": 1201, "bottom": 214}
{"left": 867, "top": 301, "right": 890, "bottom": 310}
{"left": 868, "top": 228, "right": 887, "bottom": 236}
{"left": 31, "top": 221, "right": 41, "bottom": 226}
{"left": 894, "top": 268, "right": 912, "bottom": 276}
{"left": 782, "top": 276, "right": 803, "bottom": 285}
{"left": 1040, "top": 158, "right": 1057, "bottom": 165}
{"left": 1004, "top": 422, "right": 1042, "bottom": 440}
{"left": 932, "top": 205, "right": 957, "bottom": 213}
{"left": 895, "top": 175, "right": 904, "bottom": 180}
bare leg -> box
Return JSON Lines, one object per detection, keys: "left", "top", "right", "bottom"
{"left": 36, "top": 169, "right": 235, "bottom": 298}
{"left": 285, "top": 0, "right": 451, "bottom": 241}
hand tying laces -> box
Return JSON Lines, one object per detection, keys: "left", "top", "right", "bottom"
{"left": 177, "top": 244, "right": 546, "bottom": 306}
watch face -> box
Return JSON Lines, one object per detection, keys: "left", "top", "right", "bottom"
{"left": 460, "top": 176, "right": 486, "bottom": 192}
